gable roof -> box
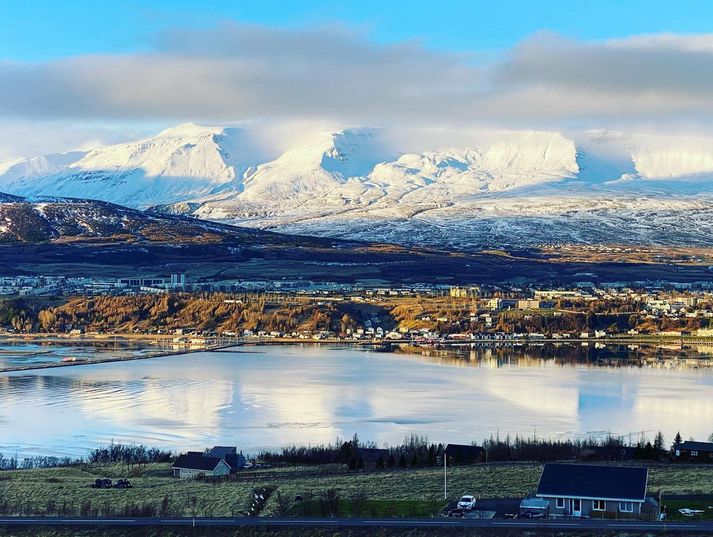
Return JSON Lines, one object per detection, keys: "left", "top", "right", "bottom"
{"left": 536, "top": 464, "right": 648, "bottom": 502}
{"left": 675, "top": 441, "right": 713, "bottom": 452}
{"left": 172, "top": 453, "right": 226, "bottom": 471}
{"left": 445, "top": 444, "right": 485, "bottom": 459}
{"left": 356, "top": 448, "right": 389, "bottom": 461}
{"left": 207, "top": 446, "right": 237, "bottom": 458}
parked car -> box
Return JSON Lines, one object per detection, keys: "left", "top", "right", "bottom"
{"left": 457, "top": 495, "right": 477, "bottom": 510}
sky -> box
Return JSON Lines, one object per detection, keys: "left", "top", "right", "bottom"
{"left": 2, "top": 0, "right": 713, "bottom": 159}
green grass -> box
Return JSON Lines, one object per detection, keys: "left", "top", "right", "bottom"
{"left": 663, "top": 497, "right": 713, "bottom": 521}
{"left": 290, "top": 498, "right": 444, "bottom": 518}
{"left": 0, "top": 462, "right": 712, "bottom": 518}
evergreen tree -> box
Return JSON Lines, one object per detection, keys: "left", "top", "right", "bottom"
{"left": 673, "top": 431, "right": 683, "bottom": 448}
{"left": 654, "top": 431, "right": 665, "bottom": 451}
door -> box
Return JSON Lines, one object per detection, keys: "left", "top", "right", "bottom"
{"left": 570, "top": 499, "right": 582, "bottom": 517}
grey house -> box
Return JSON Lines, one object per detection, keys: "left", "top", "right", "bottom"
{"left": 535, "top": 463, "right": 648, "bottom": 518}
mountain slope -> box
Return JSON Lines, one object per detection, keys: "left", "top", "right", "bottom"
{"left": 0, "top": 196, "right": 332, "bottom": 245}
{"left": 238, "top": 127, "right": 391, "bottom": 202}
{"left": 0, "top": 124, "right": 266, "bottom": 208}
{"left": 5, "top": 124, "right": 713, "bottom": 249}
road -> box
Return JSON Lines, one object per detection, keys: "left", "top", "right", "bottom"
{"left": 0, "top": 516, "right": 711, "bottom": 532}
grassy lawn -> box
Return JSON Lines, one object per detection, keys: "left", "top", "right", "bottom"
{"left": 290, "top": 498, "right": 444, "bottom": 518}
{"left": 0, "top": 462, "right": 712, "bottom": 518}
{"left": 663, "top": 497, "right": 713, "bottom": 521}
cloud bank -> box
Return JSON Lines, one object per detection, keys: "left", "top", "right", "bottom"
{"left": 3, "top": 23, "right": 713, "bottom": 158}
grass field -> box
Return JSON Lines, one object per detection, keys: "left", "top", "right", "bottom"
{"left": 1, "top": 462, "right": 713, "bottom": 519}
{"left": 664, "top": 497, "right": 713, "bottom": 521}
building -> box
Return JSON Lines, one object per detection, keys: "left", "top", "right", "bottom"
{"left": 535, "top": 463, "right": 649, "bottom": 518}
{"left": 355, "top": 448, "right": 390, "bottom": 469}
{"left": 487, "top": 298, "right": 518, "bottom": 311}
{"left": 170, "top": 273, "right": 187, "bottom": 289}
{"left": 206, "top": 446, "right": 246, "bottom": 471}
{"left": 171, "top": 453, "right": 231, "bottom": 479}
{"left": 449, "top": 286, "right": 480, "bottom": 298}
{"left": 444, "top": 444, "right": 486, "bottom": 465}
{"left": 534, "top": 290, "right": 580, "bottom": 299}
{"left": 518, "top": 299, "right": 541, "bottom": 310}
{"left": 673, "top": 441, "right": 713, "bottom": 462}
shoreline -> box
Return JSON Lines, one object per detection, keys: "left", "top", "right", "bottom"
{"left": 0, "top": 332, "right": 712, "bottom": 374}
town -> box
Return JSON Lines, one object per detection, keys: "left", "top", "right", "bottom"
{"left": 3, "top": 274, "right": 713, "bottom": 344}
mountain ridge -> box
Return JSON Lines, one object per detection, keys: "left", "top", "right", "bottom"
{"left": 3, "top": 124, "right": 713, "bottom": 248}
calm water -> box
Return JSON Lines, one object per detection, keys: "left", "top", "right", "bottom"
{"left": 0, "top": 340, "right": 158, "bottom": 369}
{"left": 1, "top": 344, "right": 712, "bottom": 458}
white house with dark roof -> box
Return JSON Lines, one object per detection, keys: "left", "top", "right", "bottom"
{"left": 171, "top": 453, "right": 231, "bottom": 479}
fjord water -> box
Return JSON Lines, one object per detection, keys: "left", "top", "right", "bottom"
{"left": 1, "top": 345, "right": 712, "bottom": 458}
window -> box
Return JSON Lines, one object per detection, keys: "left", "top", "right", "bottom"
{"left": 556, "top": 498, "right": 565, "bottom": 509}
{"left": 619, "top": 502, "right": 634, "bottom": 513}
{"left": 593, "top": 500, "right": 606, "bottom": 511}
{"left": 691, "top": 450, "right": 699, "bottom": 457}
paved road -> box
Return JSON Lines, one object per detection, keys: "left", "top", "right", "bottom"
{"left": 0, "top": 516, "right": 711, "bottom": 532}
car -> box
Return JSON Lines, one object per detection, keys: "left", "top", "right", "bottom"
{"left": 457, "top": 495, "right": 476, "bottom": 510}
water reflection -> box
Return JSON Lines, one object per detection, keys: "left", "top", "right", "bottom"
{"left": 0, "top": 340, "right": 158, "bottom": 368}
{"left": 0, "top": 344, "right": 712, "bottom": 458}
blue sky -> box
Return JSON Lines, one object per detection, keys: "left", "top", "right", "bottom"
{"left": 2, "top": 0, "right": 712, "bottom": 60}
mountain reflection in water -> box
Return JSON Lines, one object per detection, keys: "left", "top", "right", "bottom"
{"left": 0, "top": 344, "right": 711, "bottom": 458}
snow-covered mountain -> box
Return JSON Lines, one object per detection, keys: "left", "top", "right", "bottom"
{"left": 3, "top": 124, "right": 713, "bottom": 249}
{"left": 0, "top": 123, "right": 269, "bottom": 207}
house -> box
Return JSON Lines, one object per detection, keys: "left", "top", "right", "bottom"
{"left": 171, "top": 453, "right": 231, "bottom": 479}
{"left": 673, "top": 441, "right": 713, "bottom": 462}
{"left": 444, "top": 444, "right": 486, "bottom": 465}
{"left": 206, "top": 446, "right": 246, "bottom": 472}
{"left": 535, "top": 463, "right": 649, "bottom": 518}
{"left": 356, "top": 448, "right": 390, "bottom": 469}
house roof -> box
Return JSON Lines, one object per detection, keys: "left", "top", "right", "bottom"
{"left": 675, "top": 441, "right": 713, "bottom": 452}
{"left": 536, "top": 464, "right": 648, "bottom": 501}
{"left": 172, "top": 453, "right": 226, "bottom": 471}
{"left": 356, "top": 448, "right": 389, "bottom": 461}
{"left": 445, "top": 444, "right": 485, "bottom": 458}
{"left": 207, "top": 446, "right": 237, "bottom": 457}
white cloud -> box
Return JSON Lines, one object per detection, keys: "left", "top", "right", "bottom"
{"left": 4, "top": 23, "right": 713, "bottom": 157}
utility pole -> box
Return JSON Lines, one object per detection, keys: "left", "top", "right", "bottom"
{"left": 443, "top": 452, "right": 447, "bottom": 500}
